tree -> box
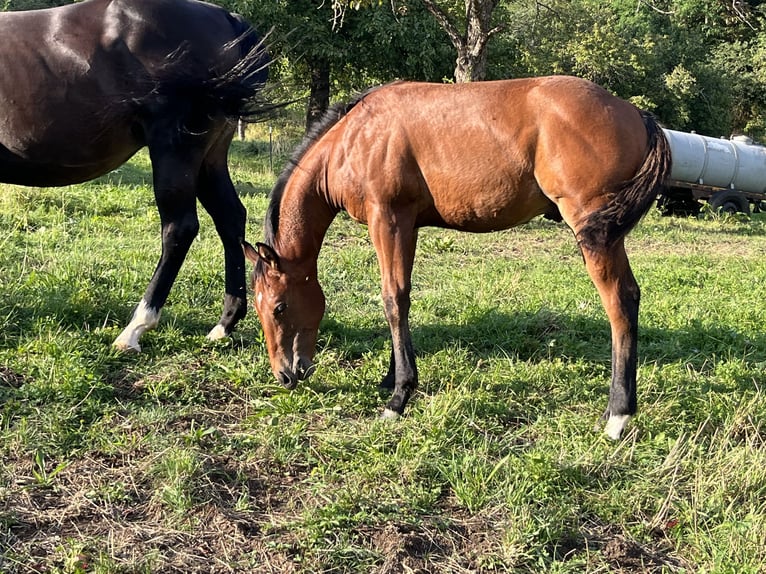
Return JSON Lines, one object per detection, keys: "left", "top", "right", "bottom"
{"left": 419, "top": 0, "right": 504, "bottom": 82}
{"left": 225, "top": 0, "right": 452, "bottom": 129}
{"left": 492, "top": 0, "right": 765, "bottom": 136}
{"left": 335, "top": 0, "right": 505, "bottom": 82}
{"left": 711, "top": 17, "right": 766, "bottom": 138}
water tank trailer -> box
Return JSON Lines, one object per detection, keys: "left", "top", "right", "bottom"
{"left": 657, "top": 129, "right": 766, "bottom": 216}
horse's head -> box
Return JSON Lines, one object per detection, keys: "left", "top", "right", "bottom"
{"left": 244, "top": 241, "right": 325, "bottom": 389}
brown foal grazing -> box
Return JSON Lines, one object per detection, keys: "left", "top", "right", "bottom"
{"left": 245, "top": 76, "right": 671, "bottom": 439}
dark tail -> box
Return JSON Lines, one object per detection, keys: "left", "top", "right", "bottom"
{"left": 204, "top": 16, "right": 276, "bottom": 119}
{"left": 578, "top": 111, "right": 672, "bottom": 251}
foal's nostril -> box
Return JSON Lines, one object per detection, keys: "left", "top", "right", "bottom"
{"left": 299, "top": 363, "right": 316, "bottom": 381}
{"left": 279, "top": 371, "right": 298, "bottom": 390}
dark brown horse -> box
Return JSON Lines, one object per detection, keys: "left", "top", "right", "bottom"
{"left": 245, "top": 77, "right": 671, "bottom": 439}
{"left": 0, "top": 0, "right": 270, "bottom": 351}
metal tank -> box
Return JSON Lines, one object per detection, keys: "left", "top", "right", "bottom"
{"left": 663, "top": 128, "right": 766, "bottom": 193}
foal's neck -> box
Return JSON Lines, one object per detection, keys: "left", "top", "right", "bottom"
{"left": 275, "top": 165, "right": 337, "bottom": 265}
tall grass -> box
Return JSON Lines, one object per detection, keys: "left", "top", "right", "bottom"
{"left": 1, "top": 134, "right": 765, "bottom": 572}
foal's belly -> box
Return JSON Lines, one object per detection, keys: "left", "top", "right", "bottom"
{"left": 420, "top": 181, "right": 555, "bottom": 232}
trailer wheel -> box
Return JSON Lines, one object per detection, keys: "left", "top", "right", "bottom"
{"left": 709, "top": 190, "right": 750, "bottom": 215}
{"left": 657, "top": 194, "right": 702, "bottom": 217}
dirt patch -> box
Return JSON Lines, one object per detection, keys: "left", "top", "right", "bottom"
{"left": 0, "top": 451, "right": 307, "bottom": 573}
{"left": 0, "top": 366, "right": 29, "bottom": 388}
{"left": 581, "top": 520, "right": 689, "bottom": 573}
{"left": 361, "top": 513, "right": 514, "bottom": 574}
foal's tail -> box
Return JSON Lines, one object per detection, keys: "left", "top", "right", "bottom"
{"left": 577, "top": 112, "right": 672, "bottom": 251}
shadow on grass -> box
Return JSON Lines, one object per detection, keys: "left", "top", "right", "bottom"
{"left": 319, "top": 308, "right": 766, "bottom": 394}
{"left": 91, "top": 160, "right": 152, "bottom": 188}
{"left": 3, "top": 290, "right": 764, "bottom": 415}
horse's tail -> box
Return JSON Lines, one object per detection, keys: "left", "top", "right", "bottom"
{"left": 577, "top": 111, "right": 672, "bottom": 251}
{"left": 203, "top": 15, "right": 276, "bottom": 120}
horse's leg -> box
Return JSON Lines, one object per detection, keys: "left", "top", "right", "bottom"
{"left": 113, "top": 151, "right": 202, "bottom": 352}
{"left": 380, "top": 348, "right": 396, "bottom": 391}
{"left": 368, "top": 209, "right": 419, "bottom": 417}
{"left": 196, "top": 132, "right": 248, "bottom": 341}
{"left": 579, "top": 238, "right": 640, "bottom": 440}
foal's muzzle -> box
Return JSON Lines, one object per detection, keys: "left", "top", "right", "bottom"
{"left": 278, "top": 361, "right": 316, "bottom": 390}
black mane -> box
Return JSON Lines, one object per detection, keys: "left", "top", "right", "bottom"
{"left": 263, "top": 85, "right": 384, "bottom": 246}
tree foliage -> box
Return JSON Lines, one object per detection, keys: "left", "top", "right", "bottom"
{"left": 3, "top": 0, "right": 765, "bottom": 138}
{"left": 2, "top": 0, "right": 68, "bottom": 9}
{"left": 222, "top": 0, "right": 453, "bottom": 128}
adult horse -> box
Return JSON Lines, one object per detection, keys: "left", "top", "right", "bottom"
{"left": 245, "top": 77, "right": 671, "bottom": 440}
{"left": 0, "top": 0, "right": 270, "bottom": 352}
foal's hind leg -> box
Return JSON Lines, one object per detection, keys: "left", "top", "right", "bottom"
{"left": 113, "top": 151, "right": 203, "bottom": 352}
{"left": 196, "top": 133, "right": 248, "bottom": 340}
{"left": 579, "top": 238, "right": 640, "bottom": 439}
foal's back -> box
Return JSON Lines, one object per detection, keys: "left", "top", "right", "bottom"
{"left": 320, "top": 77, "right": 648, "bottom": 233}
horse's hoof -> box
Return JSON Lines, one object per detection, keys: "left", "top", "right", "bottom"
{"left": 112, "top": 340, "right": 141, "bottom": 354}
{"left": 604, "top": 414, "right": 632, "bottom": 440}
{"left": 206, "top": 324, "right": 229, "bottom": 341}
{"left": 381, "top": 408, "right": 401, "bottom": 420}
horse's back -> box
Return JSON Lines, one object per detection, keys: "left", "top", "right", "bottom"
{"left": 324, "top": 77, "right": 648, "bottom": 232}
{"left": 0, "top": 0, "right": 258, "bottom": 187}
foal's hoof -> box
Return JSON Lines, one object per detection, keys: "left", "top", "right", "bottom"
{"left": 206, "top": 324, "right": 229, "bottom": 341}
{"left": 603, "top": 414, "right": 632, "bottom": 440}
{"left": 381, "top": 408, "right": 401, "bottom": 421}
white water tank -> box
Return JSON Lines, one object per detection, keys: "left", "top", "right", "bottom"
{"left": 663, "top": 128, "right": 766, "bottom": 194}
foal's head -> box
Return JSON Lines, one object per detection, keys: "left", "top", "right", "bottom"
{"left": 244, "top": 242, "right": 325, "bottom": 388}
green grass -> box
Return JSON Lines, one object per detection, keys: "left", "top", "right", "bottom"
{"left": 1, "top": 131, "right": 766, "bottom": 572}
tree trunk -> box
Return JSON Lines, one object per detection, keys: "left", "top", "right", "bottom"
{"left": 455, "top": 0, "right": 497, "bottom": 82}
{"left": 305, "top": 57, "right": 331, "bottom": 132}
{"left": 421, "top": 0, "right": 501, "bottom": 83}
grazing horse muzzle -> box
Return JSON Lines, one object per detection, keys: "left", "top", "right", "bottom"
{"left": 244, "top": 240, "right": 326, "bottom": 393}
{"left": 277, "top": 359, "right": 316, "bottom": 389}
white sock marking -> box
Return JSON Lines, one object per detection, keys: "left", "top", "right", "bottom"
{"left": 206, "top": 324, "right": 228, "bottom": 341}
{"left": 112, "top": 299, "right": 161, "bottom": 353}
{"left": 604, "top": 414, "right": 632, "bottom": 440}
{"left": 381, "top": 408, "right": 401, "bottom": 420}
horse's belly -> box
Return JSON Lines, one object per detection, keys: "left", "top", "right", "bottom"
{"left": 425, "top": 183, "right": 553, "bottom": 232}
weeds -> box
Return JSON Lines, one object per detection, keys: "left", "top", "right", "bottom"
{"left": 1, "top": 143, "right": 765, "bottom": 571}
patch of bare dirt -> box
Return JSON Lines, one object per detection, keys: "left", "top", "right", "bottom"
{"left": 357, "top": 513, "right": 691, "bottom": 574}
{"left": 361, "top": 513, "right": 512, "bottom": 574}
{"left": 0, "top": 451, "right": 307, "bottom": 573}
{"left": 0, "top": 366, "right": 29, "bottom": 388}
{"left": 581, "top": 520, "right": 690, "bottom": 573}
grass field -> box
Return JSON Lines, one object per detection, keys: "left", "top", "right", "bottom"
{"left": 1, "top": 127, "right": 765, "bottom": 573}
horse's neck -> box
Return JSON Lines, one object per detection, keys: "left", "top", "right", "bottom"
{"left": 275, "top": 167, "right": 336, "bottom": 265}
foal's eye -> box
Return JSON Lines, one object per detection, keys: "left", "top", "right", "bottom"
{"left": 274, "top": 302, "right": 287, "bottom": 317}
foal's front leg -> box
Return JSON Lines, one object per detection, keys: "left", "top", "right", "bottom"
{"left": 368, "top": 210, "right": 419, "bottom": 417}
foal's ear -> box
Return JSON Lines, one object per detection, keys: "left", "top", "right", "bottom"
{"left": 254, "top": 242, "right": 281, "bottom": 271}
{"left": 242, "top": 241, "right": 260, "bottom": 264}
